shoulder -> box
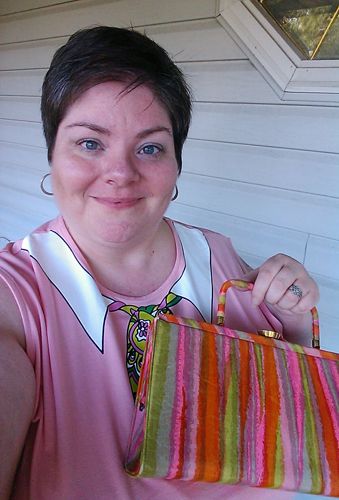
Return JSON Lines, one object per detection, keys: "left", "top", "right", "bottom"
{"left": 0, "top": 216, "right": 62, "bottom": 266}
{"left": 168, "top": 218, "right": 237, "bottom": 254}
{"left": 0, "top": 217, "right": 61, "bottom": 348}
{"left": 0, "top": 277, "right": 26, "bottom": 349}
{"left": 167, "top": 218, "right": 248, "bottom": 278}
{"left": 167, "top": 217, "right": 228, "bottom": 239}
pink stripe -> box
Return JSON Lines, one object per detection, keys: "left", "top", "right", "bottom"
{"left": 286, "top": 350, "right": 305, "bottom": 487}
{"left": 167, "top": 324, "right": 186, "bottom": 478}
{"left": 316, "top": 358, "right": 339, "bottom": 495}
{"left": 183, "top": 326, "right": 202, "bottom": 479}
{"left": 222, "top": 336, "right": 231, "bottom": 393}
{"left": 310, "top": 358, "right": 332, "bottom": 496}
{"left": 329, "top": 359, "right": 339, "bottom": 392}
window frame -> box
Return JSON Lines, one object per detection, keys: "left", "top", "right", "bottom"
{"left": 217, "top": 0, "right": 339, "bottom": 104}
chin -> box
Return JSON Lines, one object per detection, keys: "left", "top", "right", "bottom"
{"left": 93, "top": 223, "right": 136, "bottom": 245}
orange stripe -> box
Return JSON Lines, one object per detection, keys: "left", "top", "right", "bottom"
{"left": 194, "top": 331, "right": 209, "bottom": 481}
{"left": 307, "top": 356, "right": 339, "bottom": 496}
{"left": 194, "top": 331, "right": 221, "bottom": 481}
{"left": 262, "top": 347, "right": 280, "bottom": 487}
{"left": 203, "top": 332, "right": 221, "bottom": 481}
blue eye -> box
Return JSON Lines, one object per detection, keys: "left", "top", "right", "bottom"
{"left": 81, "top": 140, "right": 100, "bottom": 151}
{"left": 140, "top": 144, "right": 161, "bottom": 155}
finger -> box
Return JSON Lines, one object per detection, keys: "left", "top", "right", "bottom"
{"left": 290, "top": 292, "right": 313, "bottom": 314}
{"left": 242, "top": 267, "right": 270, "bottom": 306}
{"left": 289, "top": 280, "right": 320, "bottom": 314}
{"left": 263, "top": 267, "right": 301, "bottom": 305}
{"left": 275, "top": 279, "right": 304, "bottom": 310}
{"left": 249, "top": 256, "right": 287, "bottom": 305}
{"left": 276, "top": 275, "right": 319, "bottom": 314}
{"left": 253, "top": 254, "right": 309, "bottom": 305}
{"left": 251, "top": 274, "right": 277, "bottom": 306}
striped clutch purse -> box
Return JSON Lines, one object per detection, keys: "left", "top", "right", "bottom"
{"left": 125, "top": 280, "right": 339, "bottom": 496}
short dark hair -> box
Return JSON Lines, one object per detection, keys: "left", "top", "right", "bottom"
{"left": 41, "top": 26, "right": 192, "bottom": 172}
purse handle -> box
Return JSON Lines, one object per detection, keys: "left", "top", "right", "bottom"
{"left": 216, "top": 279, "right": 320, "bottom": 349}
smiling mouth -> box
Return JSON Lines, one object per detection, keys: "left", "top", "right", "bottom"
{"left": 92, "top": 196, "right": 142, "bottom": 208}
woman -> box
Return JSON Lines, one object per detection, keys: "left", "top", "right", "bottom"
{"left": 0, "top": 27, "right": 319, "bottom": 499}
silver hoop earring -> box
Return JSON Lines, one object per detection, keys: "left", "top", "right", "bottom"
{"left": 171, "top": 185, "right": 178, "bottom": 201}
{"left": 40, "top": 173, "right": 53, "bottom": 196}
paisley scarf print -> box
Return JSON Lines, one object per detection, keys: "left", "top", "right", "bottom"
{"left": 109, "top": 293, "right": 182, "bottom": 398}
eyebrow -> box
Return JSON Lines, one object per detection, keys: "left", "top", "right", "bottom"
{"left": 136, "top": 126, "right": 173, "bottom": 139}
{"left": 65, "top": 122, "right": 111, "bottom": 135}
{"left": 65, "top": 123, "right": 172, "bottom": 138}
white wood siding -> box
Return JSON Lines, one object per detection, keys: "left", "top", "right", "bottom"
{"left": 0, "top": 0, "right": 338, "bottom": 376}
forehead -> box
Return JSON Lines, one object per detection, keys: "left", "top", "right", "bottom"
{"left": 62, "top": 81, "right": 171, "bottom": 126}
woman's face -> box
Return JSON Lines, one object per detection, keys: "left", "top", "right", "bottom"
{"left": 51, "top": 81, "right": 178, "bottom": 249}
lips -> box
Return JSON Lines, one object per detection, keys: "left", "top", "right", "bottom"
{"left": 92, "top": 196, "right": 142, "bottom": 209}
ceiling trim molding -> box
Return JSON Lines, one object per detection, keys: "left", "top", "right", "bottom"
{"left": 217, "top": 0, "right": 339, "bottom": 104}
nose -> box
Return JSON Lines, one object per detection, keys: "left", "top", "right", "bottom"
{"left": 102, "top": 150, "right": 140, "bottom": 186}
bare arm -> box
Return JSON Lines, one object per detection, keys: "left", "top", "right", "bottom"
{"left": 0, "top": 280, "right": 36, "bottom": 500}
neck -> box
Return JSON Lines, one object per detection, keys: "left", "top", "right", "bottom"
{"left": 67, "top": 219, "right": 177, "bottom": 296}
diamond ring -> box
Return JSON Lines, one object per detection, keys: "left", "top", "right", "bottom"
{"left": 288, "top": 284, "right": 303, "bottom": 299}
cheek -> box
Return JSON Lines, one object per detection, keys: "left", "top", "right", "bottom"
{"left": 150, "top": 162, "right": 178, "bottom": 194}
{"left": 51, "top": 157, "right": 96, "bottom": 196}
{"left": 151, "top": 175, "right": 177, "bottom": 200}
{"left": 165, "top": 165, "right": 179, "bottom": 192}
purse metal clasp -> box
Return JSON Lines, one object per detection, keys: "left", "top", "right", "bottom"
{"left": 257, "top": 330, "right": 282, "bottom": 340}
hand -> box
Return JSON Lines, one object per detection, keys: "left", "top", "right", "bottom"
{"left": 243, "top": 254, "right": 319, "bottom": 315}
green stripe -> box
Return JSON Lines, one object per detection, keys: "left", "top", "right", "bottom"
{"left": 273, "top": 421, "right": 283, "bottom": 487}
{"left": 186, "top": 318, "right": 200, "bottom": 329}
{"left": 254, "top": 344, "right": 264, "bottom": 403}
{"left": 141, "top": 320, "right": 171, "bottom": 476}
{"left": 221, "top": 341, "right": 239, "bottom": 483}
